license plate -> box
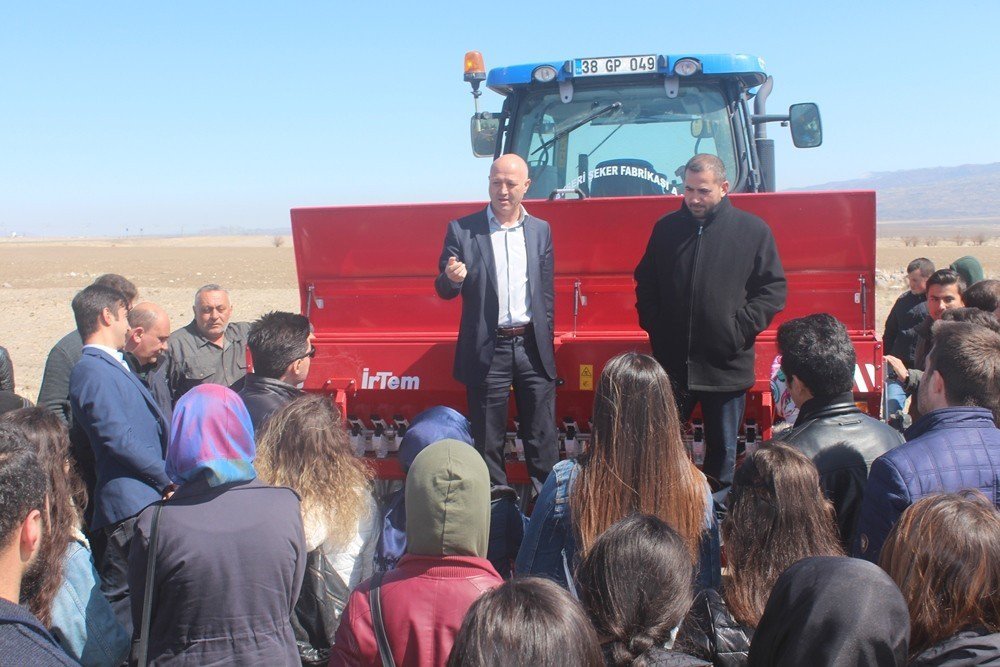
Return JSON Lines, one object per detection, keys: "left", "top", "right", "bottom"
{"left": 573, "top": 55, "right": 657, "bottom": 77}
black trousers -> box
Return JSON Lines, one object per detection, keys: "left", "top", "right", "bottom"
{"left": 99, "top": 514, "right": 139, "bottom": 637}
{"left": 466, "top": 331, "right": 557, "bottom": 489}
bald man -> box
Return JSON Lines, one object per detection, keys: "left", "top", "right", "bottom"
{"left": 124, "top": 302, "right": 173, "bottom": 425}
{"left": 435, "top": 154, "right": 557, "bottom": 488}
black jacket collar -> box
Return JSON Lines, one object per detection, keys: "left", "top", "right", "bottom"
{"left": 243, "top": 373, "right": 301, "bottom": 398}
{"left": 679, "top": 195, "right": 732, "bottom": 227}
{"left": 794, "top": 392, "right": 859, "bottom": 427}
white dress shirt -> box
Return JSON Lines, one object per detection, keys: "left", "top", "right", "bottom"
{"left": 83, "top": 343, "right": 131, "bottom": 371}
{"left": 487, "top": 205, "right": 531, "bottom": 327}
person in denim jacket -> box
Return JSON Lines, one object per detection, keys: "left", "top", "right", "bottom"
{"left": 516, "top": 353, "right": 721, "bottom": 591}
{"left": 51, "top": 532, "right": 129, "bottom": 666}
{"left": 0, "top": 407, "right": 128, "bottom": 666}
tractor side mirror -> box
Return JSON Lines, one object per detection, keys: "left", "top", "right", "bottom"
{"left": 789, "top": 103, "right": 822, "bottom": 148}
{"left": 470, "top": 113, "right": 500, "bottom": 158}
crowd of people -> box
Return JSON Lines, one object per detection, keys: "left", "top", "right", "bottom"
{"left": 0, "top": 154, "right": 997, "bottom": 666}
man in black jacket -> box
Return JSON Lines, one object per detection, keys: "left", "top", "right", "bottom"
{"left": 124, "top": 302, "right": 173, "bottom": 425}
{"left": 635, "top": 154, "right": 786, "bottom": 489}
{"left": 881, "top": 257, "right": 933, "bottom": 417}
{"left": 238, "top": 311, "right": 312, "bottom": 432}
{"left": 776, "top": 313, "right": 902, "bottom": 547}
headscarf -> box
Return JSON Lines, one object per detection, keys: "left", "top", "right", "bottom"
{"left": 748, "top": 556, "right": 910, "bottom": 667}
{"left": 950, "top": 256, "right": 984, "bottom": 287}
{"left": 166, "top": 384, "right": 256, "bottom": 487}
{"left": 375, "top": 406, "right": 473, "bottom": 570}
{"left": 405, "top": 439, "right": 491, "bottom": 558}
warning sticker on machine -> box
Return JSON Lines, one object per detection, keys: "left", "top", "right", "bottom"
{"left": 579, "top": 364, "right": 593, "bottom": 390}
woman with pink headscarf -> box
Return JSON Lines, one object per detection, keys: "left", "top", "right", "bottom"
{"left": 128, "top": 384, "right": 306, "bottom": 666}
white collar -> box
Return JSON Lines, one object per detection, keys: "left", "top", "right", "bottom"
{"left": 487, "top": 204, "right": 527, "bottom": 229}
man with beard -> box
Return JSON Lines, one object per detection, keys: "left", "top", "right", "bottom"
{"left": 854, "top": 320, "right": 1000, "bottom": 563}
{"left": 635, "top": 153, "right": 786, "bottom": 490}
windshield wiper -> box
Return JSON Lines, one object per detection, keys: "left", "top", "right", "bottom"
{"left": 531, "top": 102, "right": 622, "bottom": 155}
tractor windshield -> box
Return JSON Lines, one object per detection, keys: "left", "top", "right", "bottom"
{"left": 510, "top": 81, "right": 738, "bottom": 199}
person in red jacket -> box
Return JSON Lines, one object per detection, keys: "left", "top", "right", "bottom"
{"left": 330, "top": 439, "right": 502, "bottom": 666}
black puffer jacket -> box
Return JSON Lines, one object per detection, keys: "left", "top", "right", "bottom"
{"left": 910, "top": 628, "right": 1000, "bottom": 666}
{"left": 779, "top": 392, "right": 904, "bottom": 547}
{"left": 635, "top": 198, "right": 786, "bottom": 392}
{"left": 676, "top": 588, "right": 753, "bottom": 667}
{"left": 0, "top": 346, "right": 13, "bottom": 392}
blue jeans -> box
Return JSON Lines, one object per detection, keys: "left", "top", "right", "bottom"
{"left": 885, "top": 379, "right": 907, "bottom": 417}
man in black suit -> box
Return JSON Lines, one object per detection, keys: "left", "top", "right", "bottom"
{"left": 435, "top": 154, "right": 557, "bottom": 488}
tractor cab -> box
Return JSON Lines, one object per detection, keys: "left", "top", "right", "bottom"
{"left": 464, "top": 52, "right": 822, "bottom": 195}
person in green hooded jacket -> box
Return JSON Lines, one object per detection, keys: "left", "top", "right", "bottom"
{"left": 330, "top": 440, "right": 503, "bottom": 666}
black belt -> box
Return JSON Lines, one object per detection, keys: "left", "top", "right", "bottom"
{"left": 497, "top": 323, "right": 532, "bottom": 338}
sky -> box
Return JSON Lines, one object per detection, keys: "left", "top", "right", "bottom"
{"left": 2, "top": 1, "right": 998, "bottom": 237}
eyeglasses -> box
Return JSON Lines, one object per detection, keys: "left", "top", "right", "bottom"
{"left": 298, "top": 347, "right": 317, "bottom": 361}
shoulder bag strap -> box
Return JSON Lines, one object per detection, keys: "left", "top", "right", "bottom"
{"left": 367, "top": 571, "right": 396, "bottom": 667}
{"left": 136, "top": 504, "right": 163, "bottom": 667}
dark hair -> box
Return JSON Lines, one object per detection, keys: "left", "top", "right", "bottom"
{"left": 722, "top": 442, "right": 844, "bottom": 627}
{"left": 71, "top": 284, "right": 128, "bottom": 339}
{"left": 247, "top": 311, "right": 312, "bottom": 379}
{"left": 0, "top": 408, "right": 85, "bottom": 626}
{"left": 577, "top": 514, "right": 694, "bottom": 667}
{"left": 927, "top": 321, "right": 1000, "bottom": 422}
{"left": 0, "top": 425, "right": 47, "bottom": 550}
{"left": 684, "top": 153, "right": 726, "bottom": 183}
{"left": 926, "top": 268, "right": 966, "bottom": 295}
{"left": 881, "top": 491, "right": 1000, "bottom": 656}
{"left": 906, "top": 258, "right": 934, "bottom": 277}
{"left": 962, "top": 279, "right": 1000, "bottom": 313}
{"left": 777, "top": 313, "right": 856, "bottom": 397}
{"left": 939, "top": 307, "right": 1000, "bottom": 332}
{"left": 571, "top": 353, "right": 706, "bottom": 561}
{"left": 447, "top": 577, "right": 603, "bottom": 667}
{"left": 93, "top": 274, "right": 138, "bottom": 305}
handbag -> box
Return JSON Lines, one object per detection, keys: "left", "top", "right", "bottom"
{"left": 135, "top": 503, "right": 163, "bottom": 667}
{"left": 367, "top": 571, "right": 396, "bottom": 667}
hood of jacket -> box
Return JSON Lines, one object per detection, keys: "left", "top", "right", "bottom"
{"left": 405, "top": 439, "right": 490, "bottom": 558}
{"left": 747, "top": 557, "right": 910, "bottom": 667}
{"left": 398, "top": 406, "right": 473, "bottom": 473}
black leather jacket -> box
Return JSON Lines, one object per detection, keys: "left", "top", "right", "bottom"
{"left": 237, "top": 373, "right": 302, "bottom": 432}
{"left": 291, "top": 542, "right": 352, "bottom": 666}
{"left": 910, "top": 628, "right": 1000, "bottom": 666}
{"left": 779, "top": 393, "right": 903, "bottom": 547}
{"left": 676, "top": 588, "right": 752, "bottom": 667}
{"left": 0, "top": 346, "right": 13, "bottom": 392}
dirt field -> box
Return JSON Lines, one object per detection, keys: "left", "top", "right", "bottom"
{"left": 0, "top": 236, "right": 300, "bottom": 399}
{"left": 1, "top": 234, "right": 997, "bottom": 401}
